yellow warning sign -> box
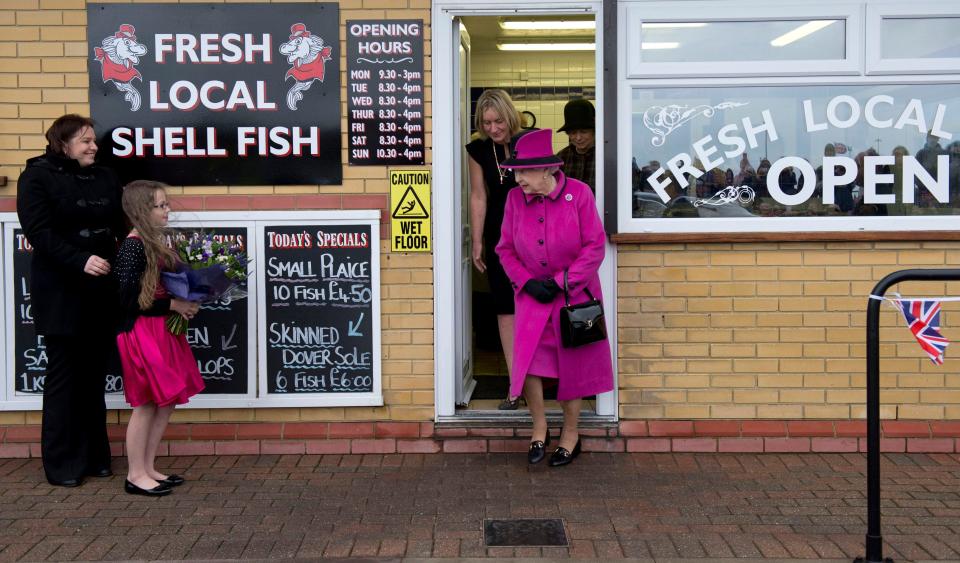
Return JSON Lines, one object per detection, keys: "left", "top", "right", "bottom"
{"left": 390, "top": 170, "right": 431, "bottom": 252}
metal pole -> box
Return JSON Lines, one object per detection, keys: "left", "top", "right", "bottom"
{"left": 861, "top": 285, "right": 886, "bottom": 563}
{"left": 856, "top": 268, "right": 960, "bottom": 563}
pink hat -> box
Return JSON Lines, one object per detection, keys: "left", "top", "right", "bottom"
{"left": 498, "top": 128, "right": 563, "bottom": 169}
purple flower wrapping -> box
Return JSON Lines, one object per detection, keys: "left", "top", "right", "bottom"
{"left": 160, "top": 264, "right": 235, "bottom": 303}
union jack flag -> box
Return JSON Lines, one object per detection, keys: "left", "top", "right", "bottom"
{"left": 895, "top": 299, "right": 949, "bottom": 365}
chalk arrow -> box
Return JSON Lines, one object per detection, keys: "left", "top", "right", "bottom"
{"left": 348, "top": 313, "right": 365, "bottom": 337}
{"left": 221, "top": 324, "right": 238, "bottom": 351}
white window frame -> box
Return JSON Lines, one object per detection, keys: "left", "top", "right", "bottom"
{"left": 866, "top": 1, "right": 960, "bottom": 75}
{"left": 432, "top": 0, "right": 617, "bottom": 420}
{"left": 616, "top": 74, "right": 960, "bottom": 234}
{"left": 623, "top": 1, "right": 863, "bottom": 79}
{"left": 0, "top": 210, "right": 382, "bottom": 410}
{"left": 617, "top": 0, "right": 960, "bottom": 235}
{"left": 254, "top": 213, "right": 383, "bottom": 408}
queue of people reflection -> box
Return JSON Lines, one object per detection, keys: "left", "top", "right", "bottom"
{"left": 633, "top": 134, "right": 960, "bottom": 218}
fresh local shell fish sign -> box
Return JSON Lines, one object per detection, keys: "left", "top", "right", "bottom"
{"left": 646, "top": 95, "right": 954, "bottom": 206}
{"left": 87, "top": 3, "right": 341, "bottom": 185}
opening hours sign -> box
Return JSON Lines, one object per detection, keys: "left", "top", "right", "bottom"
{"left": 390, "top": 170, "right": 431, "bottom": 252}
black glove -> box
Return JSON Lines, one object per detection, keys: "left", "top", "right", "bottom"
{"left": 523, "top": 279, "right": 559, "bottom": 303}
{"left": 542, "top": 278, "right": 561, "bottom": 297}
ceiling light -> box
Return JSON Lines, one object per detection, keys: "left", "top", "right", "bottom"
{"left": 497, "top": 42, "right": 596, "bottom": 51}
{"left": 770, "top": 20, "right": 837, "bottom": 47}
{"left": 500, "top": 20, "right": 595, "bottom": 31}
{"left": 642, "top": 22, "right": 708, "bottom": 29}
{"left": 642, "top": 42, "right": 680, "bottom": 50}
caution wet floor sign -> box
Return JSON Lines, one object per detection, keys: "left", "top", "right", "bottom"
{"left": 390, "top": 170, "right": 431, "bottom": 252}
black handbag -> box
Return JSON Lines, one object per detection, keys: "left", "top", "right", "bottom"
{"left": 559, "top": 270, "right": 607, "bottom": 348}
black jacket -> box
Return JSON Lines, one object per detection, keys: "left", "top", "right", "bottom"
{"left": 115, "top": 237, "right": 172, "bottom": 334}
{"left": 16, "top": 149, "right": 125, "bottom": 336}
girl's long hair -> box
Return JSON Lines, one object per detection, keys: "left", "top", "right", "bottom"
{"left": 121, "top": 180, "right": 178, "bottom": 310}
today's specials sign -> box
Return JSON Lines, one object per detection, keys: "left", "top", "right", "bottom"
{"left": 87, "top": 3, "right": 341, "bottom": 186}
{"left": 258, "top": 218, "right": 382, "bottom": 406}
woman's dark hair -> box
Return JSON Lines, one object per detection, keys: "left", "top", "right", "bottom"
{"left": 45, "top": 114, "right": 95, "bottom": 155}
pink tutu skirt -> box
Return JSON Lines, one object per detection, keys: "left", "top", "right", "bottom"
{"left": 117, "top": 316, "right": 204, "bottom": 407}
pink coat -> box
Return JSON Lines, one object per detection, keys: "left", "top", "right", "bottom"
{"left": 495, "top": 172, "right": 613, "bottom": 400}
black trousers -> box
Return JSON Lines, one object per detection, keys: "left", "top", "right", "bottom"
{"left": 41, "top": 333, "right": 113, "bottom": 483}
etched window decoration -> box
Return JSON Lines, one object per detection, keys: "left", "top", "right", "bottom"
{"left": 630, "top": 84, "right": 960, "bottom": 219}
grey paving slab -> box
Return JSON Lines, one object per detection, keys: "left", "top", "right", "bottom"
{"left": 1, "top": 452, "right": 959, "bottom": 561}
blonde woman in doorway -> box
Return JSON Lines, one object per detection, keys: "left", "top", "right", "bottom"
{"left": 465, "top": 89, "right": 524, "bottom": 409}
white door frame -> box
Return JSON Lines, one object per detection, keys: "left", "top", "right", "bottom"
{"left": 432, "top": 0, "right": 618, "bottom": 419}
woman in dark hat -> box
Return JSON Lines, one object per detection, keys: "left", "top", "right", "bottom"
{"left": 495, "top": 128, "right": 613, "bottom": 466}
{"left": 17, "top": 114, "right": 126, "bottom": 487}
{"left": 556, "top": 98, "right": 596, "bottom": 192}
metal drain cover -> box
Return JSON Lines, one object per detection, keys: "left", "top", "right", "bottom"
{"left": 483, "top": 518, "right": 568, "bottom": 547}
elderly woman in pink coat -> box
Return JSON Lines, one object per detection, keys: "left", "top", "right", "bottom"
{"left": 495, "top": 128, "right": 613, "bottom": 467}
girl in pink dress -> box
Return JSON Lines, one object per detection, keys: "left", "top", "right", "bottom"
{"left": 115, "top": 180, "right": 203, "bottom": 496}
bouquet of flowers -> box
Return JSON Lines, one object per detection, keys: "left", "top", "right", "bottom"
{"left": 161, "top": 232, "right": 250, "bottom": 335}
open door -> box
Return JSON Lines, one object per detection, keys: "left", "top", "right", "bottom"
{"left": 454, "top": 21, "right": 476, "bottom": 406}
{"left": 433, "top": 2, "right": 614, "bottom": 420}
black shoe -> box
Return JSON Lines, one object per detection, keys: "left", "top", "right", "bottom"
{"left": 87, "top": 467, "right": 113, "bottom": 478}
{"left": 548, "top": 438, "right": 581, "bottom": 467}
{"left": 498, "top": 396, "right": 526, "bottom": 410}
{"left": 124, "top": 479, "right": 172, "bottom": 497}
{"left": 158, "top": 474, "right": 185, "bottom": 487}
{"left": 527, "top": 431, "right": 551, "bottom": 464}
{"left": 47, "top": 477, "right": 82, "bottom": 488}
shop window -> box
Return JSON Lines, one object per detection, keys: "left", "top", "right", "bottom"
{"left": 867, "top": 3, "right": 960, "bottom": 75}
{"left": 623, "top": 2, "right": 861, "bottom": 78}
{"left": 881, "top": 18, "right": 960, "bottom": 60}
{"left": 638, "top": 19, "right": 845, "bottom": 64}
{"left": 626, "top": 83, "right": 960, "bottom": 228}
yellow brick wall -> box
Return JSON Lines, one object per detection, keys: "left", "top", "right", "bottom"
{"left": 618, "top": 241, "right": 960, "bottom": 421}
{"left": 7, "top": 0, "right": 956, "bottom": 429}
{"left": 0, "top": 0, "right": 435, "bottom": 424}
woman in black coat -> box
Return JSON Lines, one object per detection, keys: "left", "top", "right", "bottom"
{"left": 17, "top": 114, "right": 126, "bottom": 487}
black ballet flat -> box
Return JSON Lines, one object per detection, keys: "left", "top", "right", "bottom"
{"left": 47, "top": 477, "right": 82, "bottom": 488}
{"left": 158, "top": 474, "right": 185, "bottom": 487}
{"left": 548, "top": 438, "right": 582, "bottom": 467}
{"left": 527, "top": 431, "right": 551, "bottom": 464}
{"left": 124, "top": 479, "right": 172, "bottom": 497}
{"left": 498, "top": 396, "right": 526, "bottom": 410}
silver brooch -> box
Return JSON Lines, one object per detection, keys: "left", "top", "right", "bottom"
{"left": 565, "top": 194, "right": 573, "bottom": 201}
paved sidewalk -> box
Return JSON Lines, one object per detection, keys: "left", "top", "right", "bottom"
{"left": 1, "top": 452, "right": 959, "bottom": 561}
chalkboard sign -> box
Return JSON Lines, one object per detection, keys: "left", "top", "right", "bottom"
{"left": 2, "top": 212, "right": 377, "bottom": 409}
{"left": 170, "top": 226, "right": 253, "bottom": 397}
{"left": 258, "top": 219, "right": 382, "bottom": 406}
{"left": 347, "top": 20, "right": 425, "bottom": 165}
{"left": 3, "top": 225, "right": 125, "bottom": 401}
{"left": 7, "top": 227, "right": 45, "bottom": 396}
